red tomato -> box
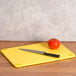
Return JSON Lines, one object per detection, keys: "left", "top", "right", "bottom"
{"left": 48, "top": 38, "right": 60, "bottom": 49}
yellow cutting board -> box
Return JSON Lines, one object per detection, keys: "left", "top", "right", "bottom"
{"left": 1, "top": 42, "right": 75, "bottom": 68}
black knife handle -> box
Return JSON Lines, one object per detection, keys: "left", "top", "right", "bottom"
{"left": 44, "top": 52, "right": 60, "bottom": 58}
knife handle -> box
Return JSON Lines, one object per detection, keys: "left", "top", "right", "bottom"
{"left": 44, "top": 52, "right": 60, "bottom": 58}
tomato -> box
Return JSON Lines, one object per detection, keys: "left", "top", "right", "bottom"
{"left": 48, "top": 38, "right": 60, "bottom": 49}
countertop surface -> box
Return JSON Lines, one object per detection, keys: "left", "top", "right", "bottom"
{"left": 0, "top": 41, "right": 76, "bottom": 76}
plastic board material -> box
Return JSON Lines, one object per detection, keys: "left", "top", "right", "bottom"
{"left": 1, "top": 42, "right": 75, "bottom": 68}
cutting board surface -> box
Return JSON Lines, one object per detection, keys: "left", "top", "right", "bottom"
{"left": 1, "top": 42, "right": 75, "bottom": 68}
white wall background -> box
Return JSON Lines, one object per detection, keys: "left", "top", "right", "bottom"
{"left": 0, "top": 0, "right": 76, "bottom": 41}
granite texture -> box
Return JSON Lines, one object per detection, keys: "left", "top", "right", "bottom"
{"left": 0, "top": 0, "right": 76, "bottom": 41}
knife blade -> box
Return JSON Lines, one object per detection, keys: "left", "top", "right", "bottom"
{"left": 19, "top": 48, "right": 60, "bottom": 58}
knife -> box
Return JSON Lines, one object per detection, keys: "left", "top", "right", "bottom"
{"left": 19, "top": 49, "right": 60, "bottom": 58}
